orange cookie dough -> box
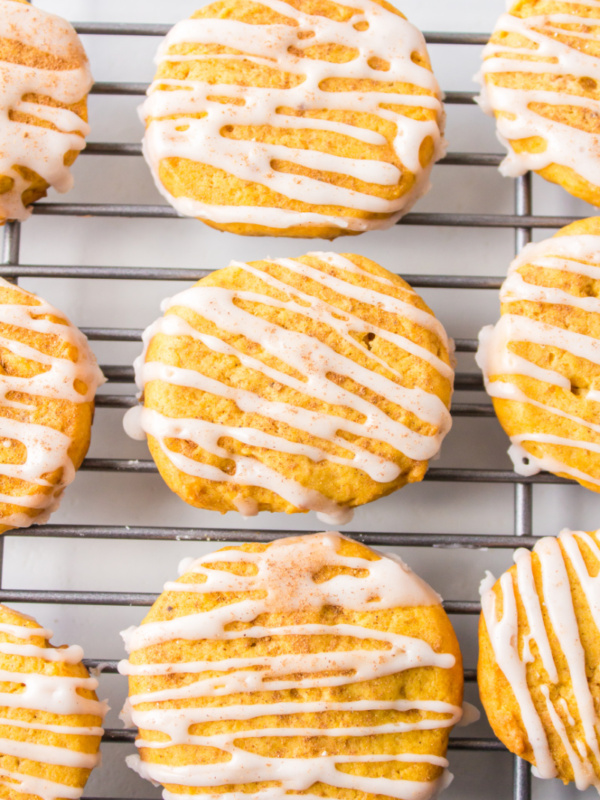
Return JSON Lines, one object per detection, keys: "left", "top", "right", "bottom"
{"left": 0, "top": 279, "right": 105, "bottom": 533}
{"left": 478, "top": 0, "right": 600, "bottom": 205}
{"left": 0, "top": 0, "right": 92, "bottom": 223}
{"left": 120, "top": 532, "right": 464, "bottom": 800}
{"left": 124, "top": 252, "right": 453, "bottom": 524}
{"left": 477, "top": 217, "right": 600, "bottom": 491}
{"left": 479, "top": 528, "right": 600, "bottom": 791}
{"left": 141, "top": 0, "right": 445, "bottom": 238}
{"left": 0, "top": 604, "right": 106, "bottom": 800}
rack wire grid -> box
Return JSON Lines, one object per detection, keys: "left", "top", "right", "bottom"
{"left": 1, "top": 4, "right": 596, "bottom": 800}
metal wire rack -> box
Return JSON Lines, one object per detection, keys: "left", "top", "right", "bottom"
{"left": 0, "top": 16, "right": 584, "bottom": 800}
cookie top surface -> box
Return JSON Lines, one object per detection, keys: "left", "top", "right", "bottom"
{"left": 0, "top": 603, "right": 106, "bottom": 800}
{"left": 120, "top": 532, "right": 463, "bottom": 800}
{"left": 0, "top": 0, "right": 92, "bottom": 222}
{"left": 476, "top": 217, "right": 600, "bottom": 491}
{"left": 141, "top": 0, "right": 444, "bottom": 237}
{"left": 125, "top": 252, "right": 453, "bottom": 524}
{"left": 0, "top": 279, "right": 105, "bottom": 532}
{"left": 479, "top": 528, "right": 600, "bottom": 790}
{"left": 477, "top": 0, "right": 600, "bottom": 202}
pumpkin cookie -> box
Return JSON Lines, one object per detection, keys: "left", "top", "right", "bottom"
{"left": 141, "top": 0, "right": 445, "bottom": 238}
{"left": 0, "top": 0, "right": 92, "bottom": 222}
{"left": 479, "top": 528, "right": 600, "bottom": 791}
{"left": 0, "top": 604, "right": 106, "bottom": 800}
{"left": 477, "top": 217, "right": 600, "bottom": 491}
{"left": 477, "top": 0, "right": 600, "bottom": 205}
{"left": 124, "top": 252, "right": 454, "bottom": 524}
{"left": 120, "top": 532, "right": 464, "bottom": 800}
{"left": 0, "top": 279, "right": 105, "bottom": 532}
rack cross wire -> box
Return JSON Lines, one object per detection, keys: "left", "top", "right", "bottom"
{"left": 0, "top": 20, "right": 578, "bottom": 800}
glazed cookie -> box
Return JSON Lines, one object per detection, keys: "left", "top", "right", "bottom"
{"left": 0, "top": 604, "right": 106, "bottom": 799}
{"left": 479, "top": 528, "right": 600, "bottom": 791}
{"left": 140, "top": 0, "right": 445, "bottom": 238}
{"left": 124, "top": 252, "right": 453, "bottom": 524}
{"left": 120, "top": 532, "right": 464, "bottom": 800}
{"left": 477, "top": 0, "right": 600, "bottom": 205}
{"left": 0, "top": 279, "right": 105, "bottom": 532}
{"left": 477, "top": 218, "right": 600, "bottom": 491}
{"left": 0, "top": 0, "right": 92, "bottom": 222}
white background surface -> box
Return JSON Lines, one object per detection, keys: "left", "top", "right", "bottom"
{"left": 7, "top": 0, "right": 600, "bottom": 797}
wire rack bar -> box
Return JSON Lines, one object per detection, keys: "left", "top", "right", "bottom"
{"left": 31, "top": 203, "right": 575, "bottom": 229}
{"left": 82, "top": 334, "right": 473, "bottom": 354}
{"left": 0, "top": 588, "right": 480, "bottom": 614}
{"left": 0, "top": 222, "right": 19, "bottom": 593}
{"left": 95, "top": 398, "right": 497, "bottom": 418}
{"left": 1, "top": 222, "right": 20, "bottom": 268}
{"left": 104, "top": 729, "right": 507, "bottom": 749}
{"left": 93, "top": 394, "right": 494, "bottom": 415}
{"left": 89, "top": 82, "right": 479, "bottom": 103}
{"left": 74, "top": 460, "right": 568, "bottom": 484}
{"left": 97, "top": 728, "right": 507, "bottom": 749}
{"left": 98, "top": 366, "right": 484, "bottom": 391}
{"left": 2, "top": 525, "right": 539, "bottom": 548}
{"left": 76, "top": 330, "right": 481, "bottom": 352}
{"left": 0, "top": 264, "right": 505, "bottom": 288}
{"left": 513, "top": 175, "right": 535, "bottom": 542}
{"left": 511, "top": 174, "right": 535, "bottom": 795}
{"left": 83, "top": 660, "right": 481, "bottom": 681}
{"left": 73, "top": 23, "right": 490, "bottom": 45}
{"left": 514, "top": 757, "right": 532, "bottom": 800}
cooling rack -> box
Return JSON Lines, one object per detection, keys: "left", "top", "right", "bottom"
{"left": 0, "top": 14, "right": 589, "bottom": 800}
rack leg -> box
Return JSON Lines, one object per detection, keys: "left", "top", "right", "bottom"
{"left": 511, "top": 173, "right": 535, "bottom": 791}
{"left": 514, "top": 754, "right": 532, "bottom": 800}
{"left": 0, "top": 219, "right": 23, "bottom": 585}
{"left": 514, "top": 483, "right": 533, "bottom": 538}
{"left": 515, "top": 173, "right": 532, "bottom": 251}
{"left": 1, "top": 221, "right": 20, "bottom": 285}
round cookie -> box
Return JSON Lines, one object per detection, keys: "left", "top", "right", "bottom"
{"left": 124, "top": 252, "right": 454, "bottom": 524}
{"left": 0, "top": 0, "right": 92, "bottom": 223}
{"left": 479, "top": 528, "right": 600, "bottom": 791}
{"left": 477, "top": 0, "right": 600, "bottom": 205}
{"left": 0, "top": 279, "right": 105, "bottom": 533}
{"left": 0, "top": 603, "right": 106, "bottom": 800}
{"left": 141, "top": 0, "right": 445, "bottom": 238}
{"left": 120, "top": 532, "right": 464, "bottom": 800}
{"left": 477, "top": 217, "right": 600, "bottom": 491}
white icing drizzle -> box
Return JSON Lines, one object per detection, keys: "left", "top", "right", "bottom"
{"left": 0, "top": 279, "right": 105, "bottom": 529}
{"left": 480, "top": 529, "right": 600, "bottom": 791}
{"left": 141, "top": 0, "right": 444, "bottom": 232}
{"left": 0, "top": 610, "right": 107, "bottom": 800}
{"left": 476, "top": 232, "right": 600, "bottom": 485}
{"left": 0, "top": 620, "right": 51, "bottom": 639}
{"left": 120, "top": 533, "right": 461, "bottom": 800}
{"left": 482, "top": 569, "right": 557, "bottom": 779}
{"left": 125, "top": 253, "right": 452, "bottom": 523}
{"left": 477, "top": 3, "right": 600, "bottom": 189}
{"left": 0, "top": 0, "right": 92, "bottom": 221}
{"left": 456, "top": 702, "right": 481, "bottom": 727}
